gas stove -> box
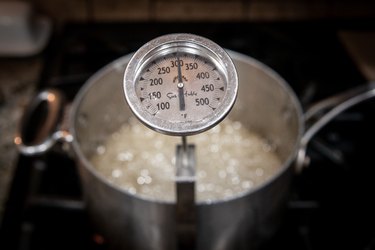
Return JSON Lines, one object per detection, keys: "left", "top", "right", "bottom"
{"left": 1, "top": 22, "right": 375, "bottom": 250}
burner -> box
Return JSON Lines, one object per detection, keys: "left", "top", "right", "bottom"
{"left": 2, "top": 22, "right": 374, "bottom": 250}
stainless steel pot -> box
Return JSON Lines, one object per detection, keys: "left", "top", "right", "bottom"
{"left": 16, "top": 51, "right": 375, "bottom": 250}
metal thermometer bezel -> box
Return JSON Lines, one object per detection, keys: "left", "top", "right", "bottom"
{"left": 123, "top": 33, "right": 238, "bottom": 136}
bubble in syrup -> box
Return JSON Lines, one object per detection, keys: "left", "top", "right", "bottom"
{"left": 233, "top": 121, "right": 242, "bottom": 130}
{"left": 128, "top": 187, "right": 136, "bottom": 195}
{"left": 241, "top": 180, "right": 253, "bottom": 189}
{"left": 255, "top": 168, "right": 264, "bottom": 177}
{"left": 117, "top": 152, "right": 133, "bottom": 161}
{"left": 231, "top": 176, "right": 240, "bottom": 185}
{"left": 218, "top": 170, "right": 227, "bottom": 179}
{"left": 96, "top": 145, "right": 106, "bottom": 155}
{"left": 112, "top": 169, "right": 122, "bottom": 178}
{"left": 209, "top": 144, "right": 219, "bottom": 153}
{"left": 137, "top": 176, "right": 145, "bottom": 185}
{"left": 144, "top": 176, "right": 152, "bottom": 184}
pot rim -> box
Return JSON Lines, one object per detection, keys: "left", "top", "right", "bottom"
{"left": 70, "top": 50, "right": 304, "bottom": 206}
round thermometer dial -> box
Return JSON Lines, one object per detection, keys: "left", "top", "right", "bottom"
{"left": 124, "top": 33, "right": 238, "bottom": 136}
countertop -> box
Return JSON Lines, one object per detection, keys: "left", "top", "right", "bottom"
{"left": 0, "top": 57, "right": 42, "bottom": 224}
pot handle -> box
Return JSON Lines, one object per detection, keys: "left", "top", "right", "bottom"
{"left": 14, "top": 89, "right": 73, "bottom": 156}
{"left": 296, "top": 81, "right": 375, "bottom": 172}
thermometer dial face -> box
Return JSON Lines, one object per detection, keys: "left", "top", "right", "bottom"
{"left": 124, "top": 34, "right": 238, "bottom": 136}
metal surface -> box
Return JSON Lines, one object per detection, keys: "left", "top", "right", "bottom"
{"left": 175, "top": 140, "right": 196, "bottom": 249}
{"left": 123, "top": 34, "right": 238, "bottom": 136}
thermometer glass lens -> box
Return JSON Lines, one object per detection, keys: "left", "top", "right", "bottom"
{"left": 124, "top": 34, "right": 238, "bottom": 136}
{"left": 135, "top": 53, "right": 226, "bottom": 123}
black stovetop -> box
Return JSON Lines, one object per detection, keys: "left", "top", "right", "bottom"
{"left": 1, "top": 22, "right": 375, "bottom": 250}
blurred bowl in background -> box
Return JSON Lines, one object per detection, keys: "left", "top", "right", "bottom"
{"left": 0, "top": 1, "right": 51, "bottom": 57}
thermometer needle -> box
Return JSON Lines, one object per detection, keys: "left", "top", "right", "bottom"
{"left": 177, "top": 54, "right": 186, "bottom": 111}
